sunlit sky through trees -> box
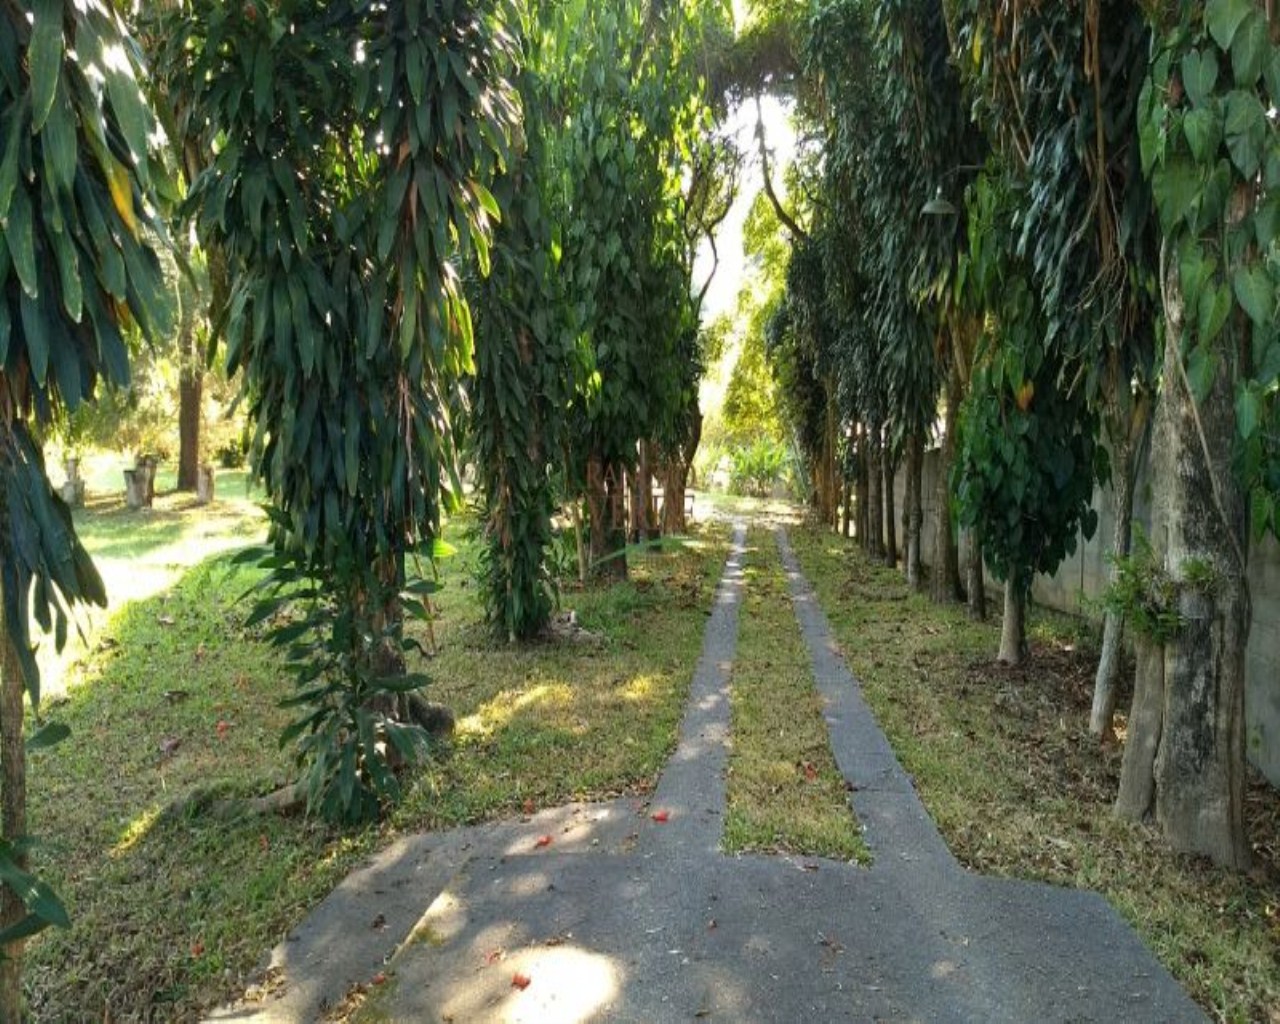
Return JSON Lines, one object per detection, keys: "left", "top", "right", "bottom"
{"left": 694, "top": 94, "right": 796, "bottom": 324}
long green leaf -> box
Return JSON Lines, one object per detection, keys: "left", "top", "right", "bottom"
{"left": 28, "top": 0, "right": 65, "bottom": 133}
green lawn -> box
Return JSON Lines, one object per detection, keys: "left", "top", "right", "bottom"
{"left": 24, "top": 493, "right": 731, "bottom": 1021}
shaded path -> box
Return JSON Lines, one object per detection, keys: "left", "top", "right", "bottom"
{"left": 210, "top": 524, "right": 1203, "bottom": 1023}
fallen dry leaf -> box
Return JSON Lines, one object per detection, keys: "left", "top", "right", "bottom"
{"left": 484, "top": 948, "right": 506, "bottom": 965}
{"left": 372, "top": 972, "right": 387, "bottom": 986}
{"left": 522, "top": 798, "right": 535, "bottom": 816}
{"left": 215, "top": 720, "right": 231, "bottom": 738}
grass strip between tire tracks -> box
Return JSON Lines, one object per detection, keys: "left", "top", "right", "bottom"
{"left": 723, "top": 529, "right": 868, "bottom": 862}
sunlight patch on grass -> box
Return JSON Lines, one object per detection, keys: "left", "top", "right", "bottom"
{"left": 620, "top": 673, "right": 659, "bottom": 703}
{"left": 110, "top": 807, "right": 161, "bottom": 858}
{"left": 456, "top": 682, "right": 576, "bottom": 739}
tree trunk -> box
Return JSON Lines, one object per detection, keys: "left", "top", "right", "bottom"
{"left": 1116, "top": 243, "right": 1250, "bottom": 869}
{"left": 967, "top": 532, "right": 986, "bottom": 621}
{"left": 883, "top": 442, "right": 898, "bottom": 568}
{"left": 1, "top": 593, "right": 27, "bottom": 1023}
{"left": 1116, "top": 635, "right": 1164, "bottom": 820}
{"left": 867, "top": 425, "right": 884, "bottom": 559}
{"left": 855, "top": 427, "right": 870, "bottom": 547}
{"left": 997, "top": 581, "right": 1027, "bottom": 665}
{"left": 906, "top": 432, "right": 924, "bottom": 591}
{"left": 587, "top": 451, "right": 627, "bottom": 581}
{"left": 1090, "top": 414, "right": 1141, "bottom": 737}
{"left": 629, "top": 444, "right": 655, "bottom": 542}
{"left": 932, "top": 359, "right": 962, "bottom": 603}
{"left": 826, "top": 389, "right": 840, "bottom": 528}
{"left": 176, "top": 296, "right": 202, "bottom": 491}
{"left": 840, "top": 473, "right": 852, "bottom": 538}
{"left": 660, "top": 410, "right": 700, "bottom": 536}
{"left": 569, "top": 498, "right": 587, "bottom": 585}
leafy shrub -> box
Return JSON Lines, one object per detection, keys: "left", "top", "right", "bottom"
{"left": 729, "top": 439, "right": 789, "bottom": 497}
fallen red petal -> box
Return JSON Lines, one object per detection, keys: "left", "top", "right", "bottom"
{"left": 651, "top": 810, "right": 670, "bottom": 823}
{"left": 534, "top": 834, "right": 552, "bottom": 848}
{"left": 372, "top": 972, "right": 387, "bottom": 985}
{"left": 191, "top": 941, "right": 204, "bottom": 957}
{"left": 511, "top": 971, "right": 532, "bottom": 990}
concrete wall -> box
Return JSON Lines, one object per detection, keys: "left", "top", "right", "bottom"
{"left": 891, "top": 449, "right": 1280, "bottom": 786}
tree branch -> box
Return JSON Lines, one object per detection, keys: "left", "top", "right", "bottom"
{"left": 754, "top": 94, "right": 808, "bottom": 243}
{"left": 694, "top": 230, "right": 719, "bottom": 313}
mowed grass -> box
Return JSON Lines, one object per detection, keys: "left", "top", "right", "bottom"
{"left": 40, "top": 471, "right": 266, "bottom": 698}
{"left": 723, "top": 528, "right": 867, "bottom": 862}
{"left": 789, "top": 523, "right": 1280, "bottom": 1024}
{"left": 25, "top": 509, "right": 731, "bottom": 1022}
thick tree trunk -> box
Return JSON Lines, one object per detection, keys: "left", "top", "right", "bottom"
{"left": 967, "top": 532, "right": 986, "bottom": 621}
{"left": 587, "top": 451, "right": 627, "bottom": 581}
{"left": 932, "top": 359, "right": 962, "bottom": 603}
{"left": 660, "top": 410, "right": 700, "bottom": 535}
{"left": 906, "top": 432, "right": 924, "bottom": 591}
{"left": 867, "top": 425, "right": 884, "bottom": 560}
{"left": 1090, "top": 429, "right": 1138, "bottom": 736}
{"left": 630, "top": 443, "right": 657, "bottom": 542}
{"left": 883, "top": 443, "right": 898, "bottom": 568}
{"left": 997, "top": 582, "right": 1027, "bottom": 665}
{"left": 1, "top": 598, "right": 27, "bottom": 1023}
{"left": 1116, "top": 244, "right": 1250, "bottom": 868}
{"left": 1116, "top": 635, "right": 1165, "bottom": 819}
{"left": 176, "top": 299, "right": 202, "bottom": 491}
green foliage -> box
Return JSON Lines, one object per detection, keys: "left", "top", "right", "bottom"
{"left": 239, "top": 532, "right": 436, "bottom": 824}
{"left": 1139, "top": 0, "right": 1280, "bottom": 539}
{"left": 1, "top": 0, "right": 167, "bottom": 696}
{"left": 728, "top": 437, "right": 789, "bottom": 497}
{"left": 954, "top": 175, "right": 1107, "bottom": 596}
{"left": 955, "top": 355, "right": 1105, "bottom": 595}
{"left": 722, "top": 328, "right": 783, "bottom": 443}
{"left": 468, "top": 14, "right": 575, "bottom": 641}
{"left": 0, "top": 836, "right": 69, "bottom": 945}
{"left": 1102, "top": 526, "right": 1182, "bottom": 644}
{"left": 171, "top": 0, "right": 518, "bottom": 822}
{"left": 1, "top": 0, "right": 168, "bottom": 959}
